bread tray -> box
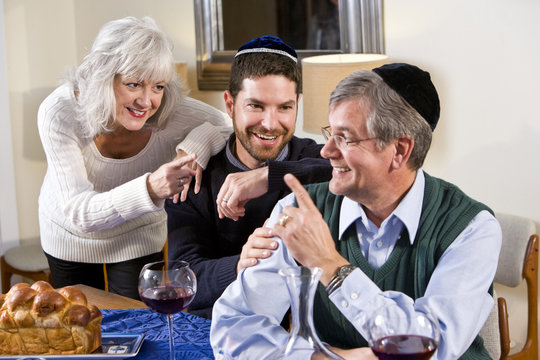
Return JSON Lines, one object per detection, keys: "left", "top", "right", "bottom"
{"left": 0, "top": 332, "right": 145, "bottom": 360}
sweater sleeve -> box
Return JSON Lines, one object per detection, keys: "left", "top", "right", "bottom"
{"left": 176, "top": 122, "right": 231, "bottom": 169}
{"left": 266, "top": 138, "right": 332, "bottom": 192}
{"left": 173, "top": 97, "right": 233, "bottom": 169}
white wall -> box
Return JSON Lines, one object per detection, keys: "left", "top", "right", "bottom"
{"left": 3, "top": 0, "right": 539, "bottom": 351}
{"left": 0, "top": 0, "right": 19, "bottom": 251}
{"left": 379, "top": 1, "right": 540, "bottom": 353}
{"left": 384, "top": 0, "right": 540, "bottom": 225}
{"left": 4, "top": 0, "right": 76, "bottom": 244}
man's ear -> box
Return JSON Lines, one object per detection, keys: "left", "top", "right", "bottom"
{"left": 224, "top": 90, "right": 234, "bottom": 118}
{"left": 392, "top": 135, "right": 414, "bottom": 170}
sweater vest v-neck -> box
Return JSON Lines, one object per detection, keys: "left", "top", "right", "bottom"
{"left": 301, "top": 173, "right": 493, "bottom": 359}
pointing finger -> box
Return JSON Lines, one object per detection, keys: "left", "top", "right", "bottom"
{"left": 170, "top": 153, "right": 197, "bottom": 168}
{"left": 194, "top": 164, "right": 202, "bottom": 194}
{"left": 283, "top": 173, "right": 317, "bottom": 211}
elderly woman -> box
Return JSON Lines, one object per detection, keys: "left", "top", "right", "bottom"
{"left": 38, "top": 16, "right": 231, "bottom": 299}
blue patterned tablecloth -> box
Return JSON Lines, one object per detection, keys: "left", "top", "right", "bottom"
{"left": 101, "top": 309, "right": 214, "bottom": 360}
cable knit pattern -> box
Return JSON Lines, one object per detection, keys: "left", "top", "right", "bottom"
{"left": 176, "top": 122, "right": 230, "bottom": 170}
{"left": 38, "top": 84, "right": 232, "bottom": 263}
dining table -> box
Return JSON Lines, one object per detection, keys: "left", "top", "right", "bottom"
{"left": 75, "top": 284, "right": 214, "bottom": 360}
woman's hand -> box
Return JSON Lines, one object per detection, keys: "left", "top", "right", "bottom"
{"left": 171, "top": 150, "right": 203, "bottom": 203}
{"left": 146, "top": 153, "right": 197, "bottom": 201}
{"left": 236, "top": 222, "right": 277, "bottom": 273}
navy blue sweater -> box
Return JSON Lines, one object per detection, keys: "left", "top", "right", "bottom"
{"left": 165, "top": 136, "right": 331, "bottom": 318}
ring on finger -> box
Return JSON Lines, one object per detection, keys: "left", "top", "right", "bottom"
{"left": 222, "top": 199, "right": 229, "bottom": 203}
{"left": 178, "top": 178, "right": 186, "bottom": 187}
{"left": 279, "top": 214, "right": 290, "bottom": 227}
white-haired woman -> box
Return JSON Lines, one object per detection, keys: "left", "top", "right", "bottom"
{"left": 38, "top": 16, "right": 231, "bottom": 299}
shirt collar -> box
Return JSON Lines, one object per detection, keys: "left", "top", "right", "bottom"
{"left": 225, "top": 134, "right": 289, "bottom": 170}
{"left": 339, "top": 170, "right": 425, "bottom": 244}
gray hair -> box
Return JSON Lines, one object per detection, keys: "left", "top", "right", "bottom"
{"left": 66, "top": 16, "right": 183, "bottom": 138}
{"left": 329, "top": 70, "right": 432, "bottom": 170}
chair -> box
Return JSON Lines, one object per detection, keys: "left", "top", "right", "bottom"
{"left": 480, "top": 294, "right": 502, "bottom": 359}
{"left": 212, "top": 211, "right": 534, "bottom": 358}
{"left": 1, "top": 243, "right": 52, "bottom": 293}
{"left": 494, "top": 212, "right": 538, "bottom": 360}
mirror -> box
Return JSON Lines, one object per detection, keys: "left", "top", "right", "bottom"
{"left": 194, "top": 0, "right": 384, "bottom": 90}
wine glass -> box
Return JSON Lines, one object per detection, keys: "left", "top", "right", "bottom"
{"left": 138, "top": 260, "right": 197, "bottom": 360}
{"left": 367, "top": 304, "right": 440, "bottom": 360}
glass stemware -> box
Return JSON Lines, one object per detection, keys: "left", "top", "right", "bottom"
{"left": 272, "top": 266, "right": 342, "bottom": 359}
{"left": 367, "top": 304, "right": 440, "bottom": 360}
{"left": 138, "top": 260, "right": 197, "bottom": 360}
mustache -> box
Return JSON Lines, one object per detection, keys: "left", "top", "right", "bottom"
{"left": 247, "top": 127, "right": 286, "bottom": 137}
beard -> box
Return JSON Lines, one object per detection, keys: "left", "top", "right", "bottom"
{"left": 233, "top": 116, "right": 294, "bottom": 163}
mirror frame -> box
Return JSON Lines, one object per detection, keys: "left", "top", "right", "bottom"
{"left": 194, "top": 0, "right": 384, "bottom": 90}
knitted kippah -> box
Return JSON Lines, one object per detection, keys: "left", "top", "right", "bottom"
{"left": 235, "top": 36, "right": 297, "bottom": 63}
{"left": 373, "top": 63, "right": 440, "bottom": 131}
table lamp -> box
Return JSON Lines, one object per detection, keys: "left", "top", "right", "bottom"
{"left": 302, "top": 54, "right": 389, "bottom": 133}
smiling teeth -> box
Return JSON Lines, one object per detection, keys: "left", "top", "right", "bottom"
{"left": 130, "top": 108, "right": 144, "bottom": 116}
{"left": 256, "top": 134, "right": 277, "bottom": 140}
{"left": 334, "top": 167, "right": 350, "bottom": 172}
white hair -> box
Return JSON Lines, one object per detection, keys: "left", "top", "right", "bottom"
{"left": 65, "top": 16, "right": 184, "bottom": 138}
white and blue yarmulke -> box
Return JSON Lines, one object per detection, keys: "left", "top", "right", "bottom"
{"left": 235, "top": 36, "right": 297, "bottom": 63}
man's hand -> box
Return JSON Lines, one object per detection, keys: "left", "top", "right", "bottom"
{"left": 147, "top": 153, "right": 197, "bottom": 201}
{"left": 216, "top": 167, "right": 269, "bottom": 221}
{"left": 171, "top": 150, "right": 203, "bottom": 203}
{"left": 236, "top": 222, "right": 278, "bottom": 273}
{"left": 272, "top": 174, "right": 349, "bottom": 285}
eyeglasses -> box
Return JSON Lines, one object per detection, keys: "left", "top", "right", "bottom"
{"left": 321, "top": 126, "right": 378, "bottom": 150}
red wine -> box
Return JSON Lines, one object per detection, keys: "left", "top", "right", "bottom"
{"left": 371, "top": 334, "right": 437, "bottom": 360}
{"left": 140, "top": 286, "right": 195, "bottom": 315}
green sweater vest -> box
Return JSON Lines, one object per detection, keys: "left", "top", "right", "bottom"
{"left": 303, "top": 173, "right": 493, "bottom": 359}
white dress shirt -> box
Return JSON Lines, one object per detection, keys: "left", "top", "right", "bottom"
{"left": 211, "top": 170, "right": 502, "bottom": 359}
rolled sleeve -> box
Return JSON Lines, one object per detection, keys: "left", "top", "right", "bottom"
{"left": 176, "top": 122, "right": 230, "bottom": 169}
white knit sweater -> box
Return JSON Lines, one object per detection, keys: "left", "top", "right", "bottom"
{"left": 38, "top": 84, "right": 232, "bottom": 263}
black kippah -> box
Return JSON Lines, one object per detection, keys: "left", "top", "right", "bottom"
{"left": 373, "top": 63, "right": 440, "bottom": 131}
{"left": 235, "top": 36, "right": 297, "bottom": 63}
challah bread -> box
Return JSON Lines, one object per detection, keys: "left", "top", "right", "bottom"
{"left": 0, "top": 281, "right": 102, "bottom": 355}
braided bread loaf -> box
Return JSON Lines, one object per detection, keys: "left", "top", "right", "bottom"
{"left": 0, "top": 281, "right": 102, "bottom": 355}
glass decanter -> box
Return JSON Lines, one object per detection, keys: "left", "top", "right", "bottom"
{"left": 273, "top": 266, "right": 342, "bottom": 359}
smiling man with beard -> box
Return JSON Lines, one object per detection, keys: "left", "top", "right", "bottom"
{"left": 165, "top": 36, "right": 332, "bottom": 319}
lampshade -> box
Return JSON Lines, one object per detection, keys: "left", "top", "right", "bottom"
{"left": 301, "top": 54, "right": 389, "bottom": 133}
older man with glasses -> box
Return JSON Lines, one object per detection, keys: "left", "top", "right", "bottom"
{"left": 210, "top": 63, "right": 502, "bottom": 360}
